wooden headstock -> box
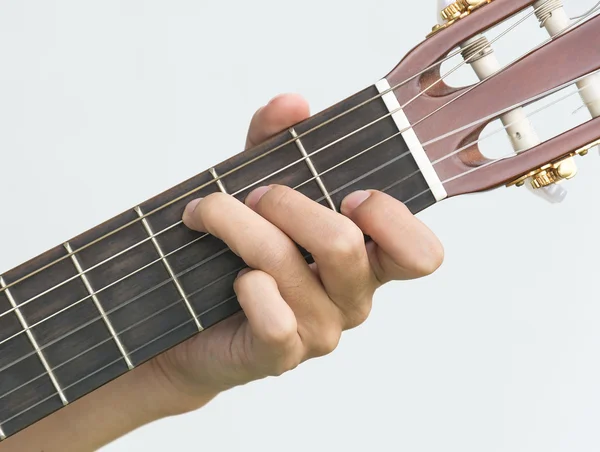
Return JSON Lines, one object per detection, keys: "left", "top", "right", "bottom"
{"left": 385, "top": 0, "right": 600, "bottom": 198}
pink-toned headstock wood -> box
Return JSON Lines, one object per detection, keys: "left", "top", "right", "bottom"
{"left": 386, "top": 0, "right": 600, "bottom": 197}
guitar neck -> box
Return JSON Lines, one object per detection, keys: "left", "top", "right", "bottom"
{"left": 0, "top": 82, "right": 439, "bottom": 439}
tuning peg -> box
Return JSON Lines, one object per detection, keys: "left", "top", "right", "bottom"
{"left": 429, "top": 0, "right": 492, "bottom": 37}
{"left": 534, "top": 1, "right": 600, "bottom": 118}
{"left": 525, "top": 182, "right": 568, "bottom": 204}
{"left": 521, "top": 156, "right": 577, "bottom": 204}
{"left": 436, "top": 0, "right": 456, "bottom": 24}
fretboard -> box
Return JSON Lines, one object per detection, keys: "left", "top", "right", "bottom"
{"left": 0, "top": 84, "right": 437, "bottom": 439}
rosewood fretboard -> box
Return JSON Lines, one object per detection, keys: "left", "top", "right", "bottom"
{"left": 0, "top": 85, "right": 436, "bottom": 439}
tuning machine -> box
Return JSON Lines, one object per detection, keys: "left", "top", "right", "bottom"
{"left": 429, "top": 0, "right": 493, "bottom": 38}
{"left": 507, "top": 141, "right": 597, "bottom": 202}
{"left": 431, "top": 0, "right": 600, "bottom": 202}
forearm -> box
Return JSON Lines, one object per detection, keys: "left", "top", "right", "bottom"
{"left": 0, "top": 361, "right": 216, "bottom": 452}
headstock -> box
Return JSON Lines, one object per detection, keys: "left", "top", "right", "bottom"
{"left": 385, "top": 0, "right": 600, "bottom": 201}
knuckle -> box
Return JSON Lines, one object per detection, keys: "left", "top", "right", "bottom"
{"left": 326, "top": 221, "right": 364, "bottom": 259}
{"left": 197, "top": 192, "right": 229, "bottom": 222}
{"left": 311, "top": 327, "right": 342, "bottom": 357}
{"left": 346, "top": 297, "right": 373, "bottom": 329}
{"left": 261, "top": 320, "right": 298, "bottom": 351}
{"left": 262, "top": 185, "right": 295, "bottom": 211}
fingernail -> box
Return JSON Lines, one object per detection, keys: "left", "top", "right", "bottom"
{"left": 341, "top": 191, "right": 371, "bottom": 216}
{"left": 237, "top": 268, "right": 251, "bottom": 279}
{"left": 245, "top": 186, "right": 271, "bottom": 209}
{"left": 267, "top": 94, "right": 286, "bottom": 106}
{"left": 182, "top": 198, "right": 202, "bottom": 225}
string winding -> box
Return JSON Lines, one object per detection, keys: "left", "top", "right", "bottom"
{"left": 0, "top": 0, "right": 568, "bottom": 328}
{"left": 1, "top": 70, "right": 596, "bottom": 428}
{"left": 1, "top": 0, "right": 598, "bottom": 430}
{"left": 0, "top": 0, "right": 554, "bottom": 301}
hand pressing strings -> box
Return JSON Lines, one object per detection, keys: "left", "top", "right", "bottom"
{"left": 148, "top": 93, "right": 444, "bottom": 414}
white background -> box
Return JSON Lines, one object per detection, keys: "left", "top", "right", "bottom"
{"left": 1, "top": 1, "right": 599, "bottom": 451}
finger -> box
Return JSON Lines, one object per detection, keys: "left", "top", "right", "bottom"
{"left": 246, "top": 185, "right": 376, "bottom": 328}
{"left": 341, "top": 190, "right": 444, "bottom": 284}
{"left": 234, "top": 269, "right": 304, "bottom": 376}
{"left": 183, "top": 193, "right": 306, "bottom": 284}
{"left": 245, "top": 94, "right": 310, "bottom": 149}
{"left": 183, "top": 193, "right": 343, "bottom": 352}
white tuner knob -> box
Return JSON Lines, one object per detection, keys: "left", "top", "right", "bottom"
{"left": 525, "top": 182, "right": 568, "bottom": 204}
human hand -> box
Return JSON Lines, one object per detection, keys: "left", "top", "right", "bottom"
{"left": 148, "top": 94, "right": 444, "bottom": 416}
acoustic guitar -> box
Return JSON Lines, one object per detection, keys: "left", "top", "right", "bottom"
{"left": 0, "top": 0, "right": 598, "bottom": 441}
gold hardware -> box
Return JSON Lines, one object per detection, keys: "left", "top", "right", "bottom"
{"left": 507, "top": 140, "right": 598, "bottom": 189}
{"left": 428, "top": 0, "right": 493, "bottom": 38}
{"left": 576, "top": 138, "right": 600, "bottom": 157}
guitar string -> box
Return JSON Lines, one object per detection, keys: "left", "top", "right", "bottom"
{"left": 572, "top": 1, "right": 600, "bottom": 19}
{"left": 0, "top": 58, "right": 594, "bottom": 363}
{"left": 4, "top": 77, "right": 595, "bottom": 423}
{"left": 0, "top": 75, "right": 593, "bottom": 420}
{"left": 0, "top": 2, "right": 583, "bottom": 343}
{"left": 0, "top": 0, "right": 554, "bottom": 299}
{"left": 0, "top": 95, "right": 559, "bottom": 426}
{"left": 0, "top": 14, "right": 587, "bottom": 392}
{"left": 1, "top": 13, "right": 596, "bottom": 337}
{"left": 0, "top": 8, "right": 596, "bottom": 378}
{"left": 0, "top": 2, "right": 597, "bottom": 427}
{"left": 3, "top": 0, "right": 585, "bottom": 330}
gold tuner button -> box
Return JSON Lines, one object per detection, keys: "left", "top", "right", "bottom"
{"left": 576, "top": 139, "right": 600, "bottom": 156}
{"left": 530, "top": 157, "right": 578, "bottom": 190}
{"left": 556, "top": 157, "right": 578, "bottom": 180}
{"left": 428, "top": 0, "right": 493, "bottom": 38}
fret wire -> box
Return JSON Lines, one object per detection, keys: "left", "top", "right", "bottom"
{"left": 9, "top": 62, "right": 592, "bottom": 413}
{"left": 0, "top": 424, "right": 5, "bottom": 440}
{"left": 135, "top": 206, "right": 204, "bottom": 332}
{"left": 0, "top": 65, "right": 590, "bottom": 385}
{"left": 0, "top": 265, "right": 246, "bottom": 407}
{"left": 0, "top": 277, "right": 68, "bottom": 406}
{"left": 0, "top": 126, "right": 425, "bottom": 397}
{"left": 0, "top": 103, "right": 416, "bottom": 324}
{"left": 0, "top": 2, "right": 548, "bottom": 298}
{"left": 0, "top": 292, "right": 239, "bottom": 429}
{"left": 0, "top": 3, "right": 590, "bottom": 432}
{"left": 210, "top": 168, "right": 229, "bottom": 194}
{"left": 312, "top": 154, "right": 424, "bottom": 205}
{"left": 289, "top": 127, "right": 337, "bottom": 211}
{"left": 294, "top": 131, "right": 404, "bottom": 191}
{"left": 0, "top": 241, "right": 229, "bottom": 374}
{"left": 0, "top": 0, "right": 561, "bottom": 327}
{"left": 0, "top": 121, "right": 407, "bottom": 350}
{"left": 0, "top": 219, "right": 182, "bottom": 321}
{"left": 1, "top": 154, "right": 437, "bottom": 425}
{"left": 64, "top": 243, "right": 134, "bottom": 370}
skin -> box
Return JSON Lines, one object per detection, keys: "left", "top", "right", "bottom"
{"left": 1, "top": 94, "right": 444, "bottom": 451}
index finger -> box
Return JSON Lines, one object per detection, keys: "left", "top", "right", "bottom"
{"left": 245, "top": 94, "right": 310, "bottom": 149}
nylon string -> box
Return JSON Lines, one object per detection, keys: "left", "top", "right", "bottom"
{"left": 0, "top": 68, "right": 597, "bottom": 429}
{"left": 0, "top": 0, "right": 555, "bottom": 299}
{"left": 0, "top": 0, "right": 572, "bottom": 326}
{"left": 1, "top": 0, "right": 598, "bottom": 429}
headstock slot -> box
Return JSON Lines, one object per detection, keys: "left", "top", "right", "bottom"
{"left": 385, "top": 0, "right": 600, "bottom": 197}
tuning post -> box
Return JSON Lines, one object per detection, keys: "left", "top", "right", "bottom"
{"left": 533, "top": 0, "right": 600, "bottom": 147}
